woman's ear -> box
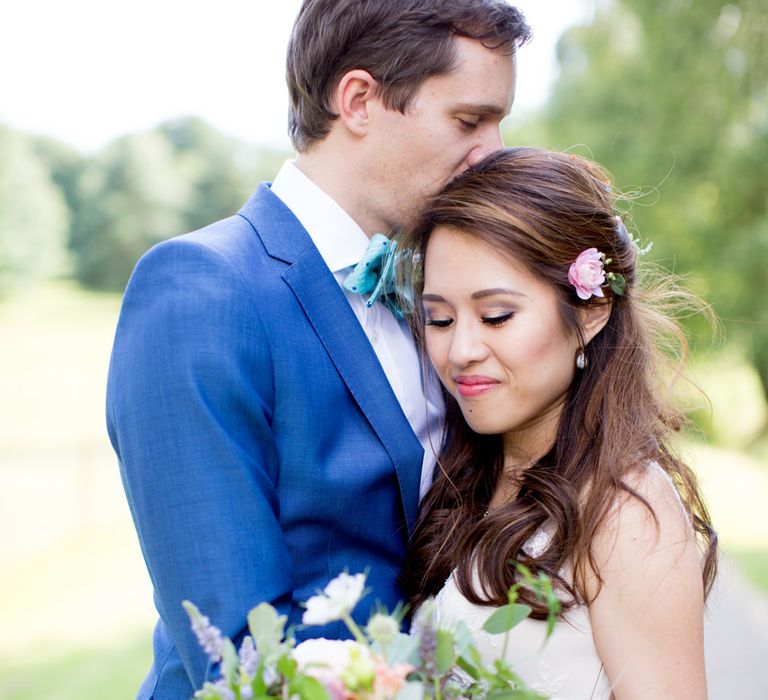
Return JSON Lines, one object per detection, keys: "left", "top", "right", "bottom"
{"left": 579, "top": 299, "right": 612, "bottom": 345}
{"left": 333, "top": 69, "right": 377, "bottom": 137}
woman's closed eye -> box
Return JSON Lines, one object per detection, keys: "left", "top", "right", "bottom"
{"left": 425, "top": 317, "right": 453, "bottom": 328}
{"left": 426, "top": 312, "right": 515, "bottom": 328}
{"left": 482, "top": 312, "right": 515, "bottom": 326}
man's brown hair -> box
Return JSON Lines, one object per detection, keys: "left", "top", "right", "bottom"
{"left": 286, "top": 0, "right": 531, "bottom": 151}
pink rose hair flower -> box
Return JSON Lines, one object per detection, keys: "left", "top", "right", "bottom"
{"left": 568, "top": 248, "right": 606, "bottom": 300}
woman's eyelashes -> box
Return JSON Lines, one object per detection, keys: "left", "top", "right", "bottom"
{"left": 424, "top": 311, "right": 516, "bottom": 328}
{"left": 482, "top": 312, "right": 515, "bottom": 326}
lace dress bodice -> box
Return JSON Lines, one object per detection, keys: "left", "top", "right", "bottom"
{"left": 431, "top": 463, "right": 698, "bottom": 699}
{"left": 433, "top": 525, "right": 613, "bottom": 699}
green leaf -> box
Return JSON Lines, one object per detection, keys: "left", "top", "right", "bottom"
{"left": 277, "top": 654, "right": 298, "bottom": 680}
{"left": 290, "top": 675, "right": 331, "bottom": 700}
{"left": 468, "top": 645, "right": 484, "bottom": 671}
{"left": 395, "top": 680, "right": 425, "bottom": 700}
{"left": 486, "top": 689, "right": 547, "bottom": 700}
{"left": 182, "top": 600, "right": 203, "bottom": 623}
{"left": 251, "top": 662, "right": 267, "bottom": 695}
{"left": 221, "top": 638, "right": 239, "bottom": 686}
{"left": 545, "top": 599, "right": 560, "bottom": 639}
{"left": 535, "top": 573, "right": 561, "bottom": 641}
{"left": 482, "top": 603, "right": 532, "bottom": 634}
{"left": 609, "top": 273, "right": 627, "bottom": 296}
{"left": 455, "top": 654, "right": 481, "bottom": 681}
{"left": 435, "top": 629, "right": 455, "bottom": 674}
{"left": 513, "top": 563, "right": 534, "bottom": 584}
{"left": 453, "top": 619, "right": 476, "bottom": 657}
{"left": 381, "top": 631, "right": 420, "bottom": 665}
{"left": 248, "top": 603, "right": 287, "bottom": 658}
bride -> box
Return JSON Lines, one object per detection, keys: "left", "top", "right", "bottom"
{"left": 399, "top": 148, "right": 717, "bottom": 698}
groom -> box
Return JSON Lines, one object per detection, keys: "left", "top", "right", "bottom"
{"left": 107, "top": 1, "right": 529, "bottom": 697}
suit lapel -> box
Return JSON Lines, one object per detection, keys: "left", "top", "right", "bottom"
{"left": 239, "top": 186, "right": 424, "bottom": 535}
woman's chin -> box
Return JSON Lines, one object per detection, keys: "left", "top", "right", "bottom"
{"left": 463, "top": 416, "right": 509, "bottom": 436}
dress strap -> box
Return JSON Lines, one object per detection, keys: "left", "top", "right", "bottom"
{"left": 647, "top": 460, "right": 693, "bottom": 532}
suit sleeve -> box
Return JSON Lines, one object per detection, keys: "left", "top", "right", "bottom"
{"left": 106, "top": 236, "right": 291, "bottom": 689}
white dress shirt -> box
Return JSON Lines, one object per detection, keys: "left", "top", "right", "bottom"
{"left": 271, "top": 160, "right": 444, "bottom": 499}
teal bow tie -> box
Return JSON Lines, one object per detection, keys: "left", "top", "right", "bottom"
{"left": 343, "top": 233, "right": 407, "bottom": 320}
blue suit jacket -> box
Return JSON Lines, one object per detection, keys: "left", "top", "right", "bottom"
{"left": 106, "top": 185, "right": 425, "bottom": 699}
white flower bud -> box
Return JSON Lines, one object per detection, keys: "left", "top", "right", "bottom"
{"left": 302, "top": 572, "right": 366, "bottom": 626}
{"left": 365, "top": 613, "right": 400, "bottom": 645}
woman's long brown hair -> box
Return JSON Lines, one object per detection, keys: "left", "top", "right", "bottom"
{"left": 398, "top": 148, "right": 717, "bottom": 617}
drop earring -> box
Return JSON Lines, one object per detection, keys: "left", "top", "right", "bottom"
{"left": 576, "top": 348, "right": 588, "bottom": 370}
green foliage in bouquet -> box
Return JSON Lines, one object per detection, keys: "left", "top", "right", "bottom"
{"left": 183, "top": 566, "right": 560, "bottom": 700}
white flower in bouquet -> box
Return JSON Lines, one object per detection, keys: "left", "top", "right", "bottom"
{"left": 293, "top": 638, "right": 374, "bottom": 700}
{"left": 302, "top": 572, "right": 367, "bottom": 625}
{"left": 293, "top": 638, "right": 364, "bottom": 672}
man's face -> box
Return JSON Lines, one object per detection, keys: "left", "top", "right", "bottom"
{"left": 364, "top": 37, "right": 517, "bottom": 231}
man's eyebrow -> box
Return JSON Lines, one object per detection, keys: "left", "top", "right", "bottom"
{"left": 453, "top": 102, "right": 507, "bottom": 116}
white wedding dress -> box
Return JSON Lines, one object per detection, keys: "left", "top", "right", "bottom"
{"left": 433, "top": 523, "right": 612, "bottom": 699}
{"left": 432, "top": 464, "right": 691, "bottom": 699}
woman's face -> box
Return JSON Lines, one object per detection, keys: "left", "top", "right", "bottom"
{"left": 422, "top": 226, "right": 580, "bottom": 449}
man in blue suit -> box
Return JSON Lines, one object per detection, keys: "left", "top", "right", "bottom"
{"left": 107, "top": 1, "right": 529, "bottom": 697}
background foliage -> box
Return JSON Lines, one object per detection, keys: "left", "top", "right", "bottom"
{"left": 13, "top": 117, "right": 286, "bottom": 293}
{"left": 0, "top": 126, "right": 69, "bottom": 293}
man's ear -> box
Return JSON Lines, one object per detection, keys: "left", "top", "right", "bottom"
{"left": 333, "top": 69, "right": 377, "bottom": 137}
{"left": 579, "top": 299, "right": 612, "bottom": 345}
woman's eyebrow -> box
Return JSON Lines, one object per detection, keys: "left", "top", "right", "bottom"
{"left": 471, "top": 288, "right": 528, "bottom": 300}
{"left": 422, "top": 289, "right": 528, "bottom": 303}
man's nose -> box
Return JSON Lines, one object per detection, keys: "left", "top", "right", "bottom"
{"left": 466, "top": 126, "right": 504, "bottom": 168}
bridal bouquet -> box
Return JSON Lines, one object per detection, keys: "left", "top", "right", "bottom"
{"left": 184, "top": 567, "right": 559, "bottom": 700}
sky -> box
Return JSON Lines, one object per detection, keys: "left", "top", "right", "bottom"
{"left": 1, "top": 1, "right": 592, "bottom": 153}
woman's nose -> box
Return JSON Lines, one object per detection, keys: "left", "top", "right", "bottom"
{"left": 447, "top": 321, "right": 488, "bottom": 368}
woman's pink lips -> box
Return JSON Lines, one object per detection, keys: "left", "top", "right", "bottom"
{"left": 454, "top": 375, "right": 499, "bottom": 397}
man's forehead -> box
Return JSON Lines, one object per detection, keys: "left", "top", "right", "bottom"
{"left": 413, "top": 44, "right": 517, "bottom": 115}
{"left": 441, "top": 45, "right": 517, "bottom": 113}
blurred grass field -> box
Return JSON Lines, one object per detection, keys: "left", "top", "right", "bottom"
{"left": 0, "top": 282, "right": 155, "bottom": 699}
{"left": 1, "top": 282, "right": 767, "bottom": 700}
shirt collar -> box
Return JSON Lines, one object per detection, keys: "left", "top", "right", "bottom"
{"left": 270, "top": 159, "right": 370, "bottom": 273}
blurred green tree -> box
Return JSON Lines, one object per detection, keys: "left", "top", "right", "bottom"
{"left": 0, "top": 126, "right": 69, "bottom": 295}
{"left": 69, "top": 130, "right": 193, "bottom": 290}
{"left": 525, "top": 0, "right": 768, "bottom": 398}
{"left": 69, "top": 117, "right": 290, "bottom": 291}
{"left": 32, "top": 136, "right": 87, "bottom": 223}
{"left": 157, "top": 116, "right": 284, "bottom": 232}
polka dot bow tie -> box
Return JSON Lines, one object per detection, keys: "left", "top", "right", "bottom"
{"left": 343, "top": 233, "right": 408, "bottom": 320}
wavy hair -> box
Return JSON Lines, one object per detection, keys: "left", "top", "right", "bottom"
{"left": 399, "top": 148, "right": 717, "bottom": 617}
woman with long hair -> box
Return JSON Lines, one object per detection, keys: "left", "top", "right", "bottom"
{"left": 399, "top": 148, "right": 717, "bottom": 698}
